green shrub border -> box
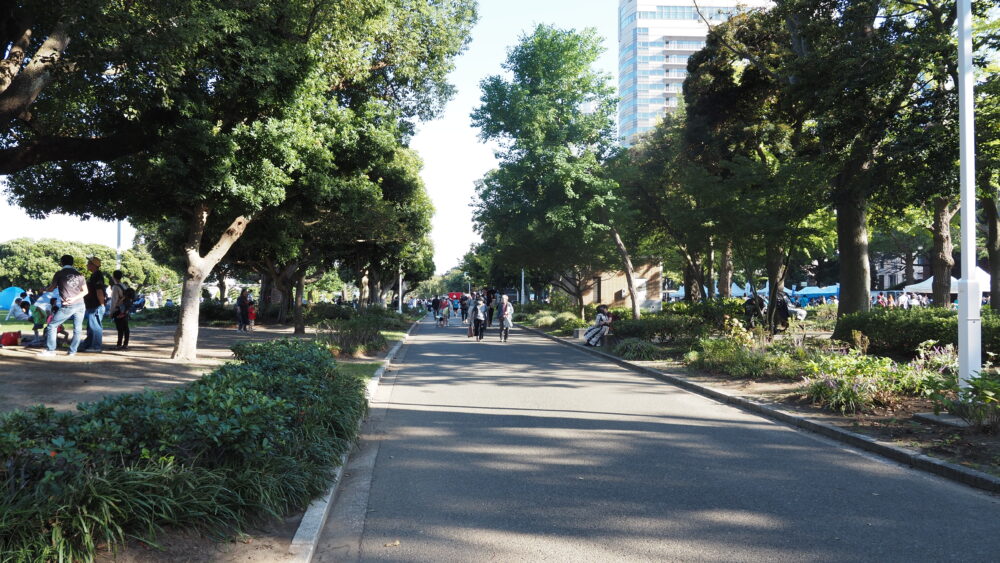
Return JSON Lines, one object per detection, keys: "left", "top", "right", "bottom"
{"left": 0, "top": 339, "right": 368, "bottom": 562}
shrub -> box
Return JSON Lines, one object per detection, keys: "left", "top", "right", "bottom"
{"left": 614, "top": 314, "right": 708, "bottom": 345}
{"left": 304, "top": 303, "right": 356, "bottom": 323}
{"left": 687, "top": 337, "right": 790, "bottom": 379}
{"left": 0, "top": 339, "right": 368, "bottom": 561}
{"left": 832, "top": 308, "right": 960, "bottom": 355}
{"left": 613, "top": 338, "right": 667, "bottom": 361}
{"left": 925, "top": 368, "right": 1000, "bottom": 432}
{"left": 552, "top": 312, "right": 581, "bottom": 329}
{"left": 553, "top": 317, "right": 590, "bottom": 336}
{"left": 664, "top": 298, "right": 743, "bottom": 328}
{"left": 802, "top": 352, "right": 918, "bottom": 413}
{"left": 318, "top": 315, "right": 389, "bottom": 356}
{"left": 533, "top": 315, "right": 558, "bottom": 329}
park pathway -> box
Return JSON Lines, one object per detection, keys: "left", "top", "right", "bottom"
{"left": 315, "top": 316, "right": 1000, "bottom": 562}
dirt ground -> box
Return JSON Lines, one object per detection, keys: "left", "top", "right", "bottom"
{"left": 1, "top": 323, "right": 394, "bottom": 563}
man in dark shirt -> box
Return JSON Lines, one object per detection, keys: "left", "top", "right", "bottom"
{"left": 81, "top": 256, "right": 107, "bottom": 352}
{"left": 39, "top": 255, "right": 88, "bottom": 356}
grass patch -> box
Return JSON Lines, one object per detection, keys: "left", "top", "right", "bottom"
{"left": 336, "top": 362, "right": 382, "bottom": 381}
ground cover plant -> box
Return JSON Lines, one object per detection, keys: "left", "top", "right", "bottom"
{"left": 0, "top": 339, "right": 367, "bottom": 562}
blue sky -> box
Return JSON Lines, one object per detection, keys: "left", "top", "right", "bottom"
{"left": 0, "top": 1, "right": 619, "bottom": 274}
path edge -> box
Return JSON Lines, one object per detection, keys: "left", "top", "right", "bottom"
{"left": 519, "top": 324, "right": 1000, "bottom": 494}
{"left": 287, "top": 317, "right": 422, "bottom": 562}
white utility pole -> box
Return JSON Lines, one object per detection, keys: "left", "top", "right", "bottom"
{"left": 398, "top": 265, "right": 404, "bottom": 314}
{"left": 521, "top": 269, "right": 526, "bottom": 305}
{"left": 116, "top": 220, "right": 122, "bottom": 269}
{"left": 957, "top": 0, "right": 980, "bottom": 387}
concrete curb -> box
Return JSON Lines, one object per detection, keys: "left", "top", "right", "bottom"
{"left": 287, "top": 317, "right": 422, "bottom": 562}
{"left": 519, "top": 324, "right": 1000, "bottom": 494}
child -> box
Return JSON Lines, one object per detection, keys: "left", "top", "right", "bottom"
{"left": 27, "top": 300, "right": 48, "bottom": 343}
{"left": 247, "top": 300, "right": 257, "bottom": 332}
{"left": 437, "top": 299, "right": 450, "bottom": 327}
{"left": 112, "top": 288, "right": 135, "bottom": 350}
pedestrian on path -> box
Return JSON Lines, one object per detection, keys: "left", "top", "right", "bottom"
{"left": 438, "top": 298, "right": 451, "bottom": 327}
{"left": 112, "top": 287, "right": 134, "bottom": 350}
{"left": 497, "top": 294, "right": 514, "bottom": 342}
{"left": 583, "top": 304, "right": 612, "bottom": 347}
{"left": 81, "top": 256, "right": 107, "bottom": 352}
{"left": 470, "top": 297, "right": 487, "bottom": 341}
{"left": 39, "top": 254, "right": 88, "bottom": 357}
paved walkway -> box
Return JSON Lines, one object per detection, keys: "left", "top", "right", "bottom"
{"left": 316, "top": 317, "right": 1000, "bottom": 562}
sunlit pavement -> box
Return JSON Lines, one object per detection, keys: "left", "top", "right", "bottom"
{"left": 315, "top": 317, "right": 1000, "bottom": 562}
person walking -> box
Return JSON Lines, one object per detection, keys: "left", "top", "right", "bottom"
{"left": 460, "top": 294, "right": 470, "bottom": 324}
{"left": 497, "top": 294, "right": 514, "bottom": 342}
{"left": 470, "top": 297, "right": 487, "bottom": 341}
{"left": 39, "top": 255, "right": 88, "bottom": 357}
{"left": 81, "top": 256, "right": 107, "bottom": 352}
{"left": 236, "top": 288, "right": 250, "bottom": 332}
{"left": 583, "top": 304, "right": 612, "bottom": 347}
{"left": 112, "top": 287, "right": 135, "bottom": 350}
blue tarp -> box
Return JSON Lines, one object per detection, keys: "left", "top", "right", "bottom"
{"left": 0, "top": 287, "right": 26, "bottom": 310}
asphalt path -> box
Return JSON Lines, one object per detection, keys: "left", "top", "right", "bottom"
{"left": 316, "top": 316, "right": 1000, "bottom": 562}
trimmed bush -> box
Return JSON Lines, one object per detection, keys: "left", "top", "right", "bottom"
{"left": 318, "top": 314, "right": 389, "bottom": 356}
{"left": 613, "top": 338, "right": 667, "bottom": 361}
{"left": 533, "top": 315, "right": 558, "bottom": 329}
{"left": 613, "top": 314, "right": 708, "bottom": 345}
{"left": 551, "top": 312, "right": 581, "bottom": 329}
{"left": 0, "top": 339, "right": 368, "bottom": 561}
{"left": 663, "top": 298, "right": 743, "bottom": 328}
{"left": 832, "top": 308, "right": 958, "bottom": 355}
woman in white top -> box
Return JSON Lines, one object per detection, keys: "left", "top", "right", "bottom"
{"left": 496, "top": 295, "right": 514, "bottom": 342}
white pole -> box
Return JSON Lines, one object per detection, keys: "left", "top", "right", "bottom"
{"left": 398, "top": 265, "right": 403, "bottom": 314}
{"left": 116, "top": 220, "right": 122, "bottom": 269}
{"left": 521, "top": 269, "right": 526, "bottom": 305}
{"left": 957, "top": 0, "right": 980, "bottom": 388}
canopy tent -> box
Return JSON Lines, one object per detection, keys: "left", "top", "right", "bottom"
{"left": 668, "top": 282, "right": 755, "bottom": 299}
{"left": 901, "top": 268, "right": 993, "bottom": 294}
{"left": 0, "top": 287, "right": 25, "bottom": 310}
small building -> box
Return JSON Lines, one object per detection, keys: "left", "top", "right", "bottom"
{"left": 582, "top": 263, "right": 663, "bottom": 311}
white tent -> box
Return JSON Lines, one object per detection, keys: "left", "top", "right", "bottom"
{"left": 904, "top": 267, "right": 991, "bottom": 294}
{"left": 904, "top": 275, "right": 959, "bottom": 294}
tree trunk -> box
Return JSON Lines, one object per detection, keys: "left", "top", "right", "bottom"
{"left": 904, "top": 250, "right": 916, "bottom": 286}
{"left": 172, "top": 205, "right": 251, "bottom": 361}
{"left": 719, "top": 241, "right": 733, "bottom": 298}
{"left": 834, "top": 190, "right": 871, "bottom": 318}
{"left": 683, "top": 262, "right": 695, "bottom": 303}
{"left": 293, "top": 273, "right": 306, "bottom": 335}
{"left": 982, "top": 195, "right": 1000, "bottom": 310}
{"left": 765, "top": 243, "right": 789, "bottom": 333}
{"left": 217, "top": 276, "right": 228, "bottom": 303}
{"left": 611, "top": 227, "right": 641, "bottom": 320}
{"left": 929, "top": 196, "right": 957, "bottom": 308}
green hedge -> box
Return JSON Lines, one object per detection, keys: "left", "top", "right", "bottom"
{"left": 0, "top": 339, "right": 367, "bottom": 561}
{"left": 613, "top": 314, "right": 709, "bottom": 345}
{"left": 662, "top": 298, "right": 744, "bottom": 328}
{"left": 833, "top": 308, "right": 1000, "bottom": 356}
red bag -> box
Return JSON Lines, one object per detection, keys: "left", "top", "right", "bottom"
{"left": 1, "top": 331, "right": 21, "bottom": 346}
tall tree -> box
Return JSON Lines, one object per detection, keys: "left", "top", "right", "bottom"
{"left": 471, "top": 24, "right": 642, "bottom": 319}
{"left": 5, "top": 0, "right": 475, "bottom": 359}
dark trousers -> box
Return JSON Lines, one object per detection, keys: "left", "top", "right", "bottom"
{"left": 461, "top": 307, "right": 468, "bottom": 321}
{"left": 500, "top": 325, "right": 510, "bottom": 341}
{"left": 114, "top": 316, "right": 130, "bottom": 347}
{"left": 487, "top": 306, "right": 495, "bottom": 327}
{"left": 474, "top": 319, "right": 486, "bottom": 340}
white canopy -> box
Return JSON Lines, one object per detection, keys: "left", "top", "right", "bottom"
{"left": 900, "top": 269, "right": 995, "bottom": 294}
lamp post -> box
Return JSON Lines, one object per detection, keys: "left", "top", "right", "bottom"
{"left": 957, "top": 0, "right": 979, "bottom": 387}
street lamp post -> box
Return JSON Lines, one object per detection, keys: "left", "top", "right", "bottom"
{"left": 957, "top": 0, "right": 979, "bottom": 387}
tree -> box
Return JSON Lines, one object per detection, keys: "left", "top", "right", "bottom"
{"left": 471, "top": 25, "right": 641, "bottom": 319}
{"left": 5, "top": 1, "right": 475, "bottom": 359}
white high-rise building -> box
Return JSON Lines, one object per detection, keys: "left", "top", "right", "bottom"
{"left": 618, "top": 0, "right": 771, "bottom": 145}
